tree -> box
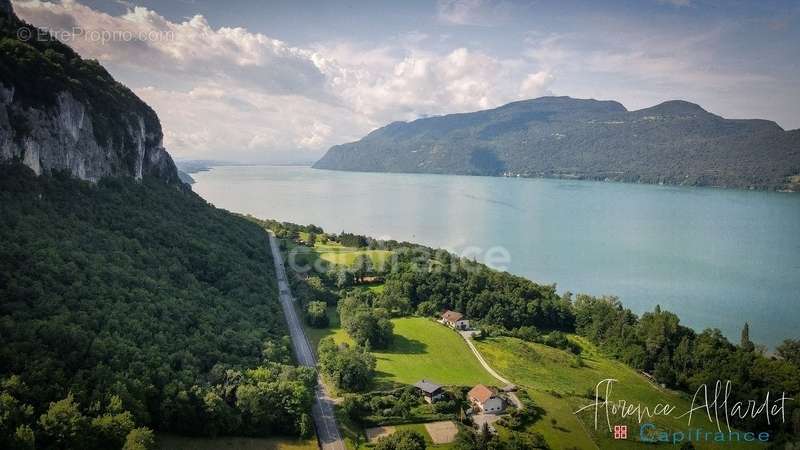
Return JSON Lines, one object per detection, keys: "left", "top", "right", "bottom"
{"left": 341, "top": 395, "right": 369, "bottom": 425}
{"left": 318, "top": 338, "right": 376, "bottom": 392}
{"left": 344, "top": 310, "right": 394, "bottom": 349}
{"left": 202, "top": 391, "right": 240, "bottom": 437}
{"left": 375, "top": 430, "right": 426, "bottom": 450}
{"left": 351, "top": 254, "right": 373, "bottom": 283}
{"left": 12, "top": 425, "right": 35, "bottom": 450}
{"left": 305, "top": 301, "right": 330, "bottom": 328}
{"left": 38, "top": 394, "right": 87, "bottom": 450}
{"left": 741, "top": 322, "right": 755, "bottom": 352}
{"left": 336, "top": 269, "right": 353, "bottom": 289}
{"left": 122, "top": 427, "right": 155, "bottom": 450}
{"left": 505, "top": 431, "right": 548, "bottom": 450}
{"left": 777, "top": 339, "right": 800, "bottom": 367}
{"left": 337, "top": 294, "right": 393, "bottom": 348}
{"left": 88, "top": 395, "right": 136, "bottom": 449}
{"left": 454, "top": 428, "right": 480, "bottom": 450}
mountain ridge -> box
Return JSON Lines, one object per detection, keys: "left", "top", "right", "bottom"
{"left": 314, "top": 96, "right": 800, "bottom": 191}
{"left": 0, "top": 0, "right": 179, "bottom": 183}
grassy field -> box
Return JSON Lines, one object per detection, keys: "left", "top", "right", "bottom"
{"left": 290, "top": 237, "right": 393, "bottom": 269}
{"left": 156, "top": 434, "right": 318, "bottom": 450}
{"left": 370, "top": 317, "right": 497, "bottom": 386}
{"left": 475, "top": 336, "right": 761, "bottom": 450}
{"left": 307, "top": 313, "right": 495, "bottom": 388}
{"left": 314, "top": 243, "right": 393, "bottom": 268}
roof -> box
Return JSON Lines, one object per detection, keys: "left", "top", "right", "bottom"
{"left": 414, "top": 380, "right": 443, "bottom": 394}
{"left": 468, "top": 384, "right": 495, "bottom": 404}
{"left": 442, "top": 310, "right": 464, "bottom": 322}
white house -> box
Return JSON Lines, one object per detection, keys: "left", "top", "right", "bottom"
{"left": 468, "top": 384, "right": 506, "bottom": 414}
{"left": 441, "top": 310, "right": 469, "bottom": 330}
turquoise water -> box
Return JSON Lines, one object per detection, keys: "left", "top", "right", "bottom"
{"left": 192, "top": 165, "right": 800, "bottom": 347}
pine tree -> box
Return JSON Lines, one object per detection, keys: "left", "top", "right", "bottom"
{"left": 741, "top": 322, "right": 755, "bottom": 352}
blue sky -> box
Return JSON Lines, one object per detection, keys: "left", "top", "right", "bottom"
{"left": 13, "top": 0, "right": 800, "bottom": 162}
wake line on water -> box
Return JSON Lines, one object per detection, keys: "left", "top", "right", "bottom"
{"left": 461, "top": 192, "right": 521, "bottom": 210}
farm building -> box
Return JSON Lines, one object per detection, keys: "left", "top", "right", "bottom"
{"left": 414, "top": 380, "right": 445, "bottom": 403}
{"left": 441, "top": 310, "right": 469, "bottom": 330}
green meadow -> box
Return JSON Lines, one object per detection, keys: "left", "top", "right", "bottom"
{"left": 475, "top": 336, "right": 761, "bottom": 450}
{"left": 314, "top": 243, "right": 393, "bottom": 268}
{"left": 369, "top": 317, "right": 496, "bottom": 387}
{"left": 307, "top": 313, "right": 495, "bottom": 388}
{"left": 292, "top": 235, "right": 393, "bottom": 269}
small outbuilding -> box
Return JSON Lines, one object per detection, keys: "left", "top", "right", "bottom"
{"left": 441, "top": 310, "right": 470, "bottom": 330}
{"left": 414, "top": 380, "right": 445, "bottom": 403}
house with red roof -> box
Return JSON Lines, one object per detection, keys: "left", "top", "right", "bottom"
{"left": 468, "top": 384, "right": 506, "bottom": 414}
{"left": 441, "top": 310, "right": 470, "bottom": 330}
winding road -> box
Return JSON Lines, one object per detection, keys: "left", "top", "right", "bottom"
{"left": 268, "top": 232, "right": 345, "bottom": 450}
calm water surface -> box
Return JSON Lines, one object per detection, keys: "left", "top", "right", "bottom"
{"left": 192, "top": 165, "right": 800, "bottom": 347}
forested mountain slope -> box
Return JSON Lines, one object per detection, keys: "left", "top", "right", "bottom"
{"left": 314, "top": 96, "right": 800, "bottom": 191}
{"left": 1, "top": 0, "right": 313, "bottom": 446}
{"left": 0, "top": 167, "right": 314, "bottom": 449}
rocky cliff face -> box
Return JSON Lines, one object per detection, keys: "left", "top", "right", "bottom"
{"left": 0, "top": 0, "right": 179, "bottom": 183}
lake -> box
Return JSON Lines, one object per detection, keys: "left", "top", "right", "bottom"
{"left": 192, "top": 165, "right": 800, "bottom": 348}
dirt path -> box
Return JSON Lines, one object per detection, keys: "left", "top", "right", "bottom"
{"left": 457, "top": 331, "right": 511, "bottom": 385}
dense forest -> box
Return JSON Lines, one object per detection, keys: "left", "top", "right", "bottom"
{"left": 264, "top": 220, "right": 800, "bottom": 445}
{"left": 0, "top": 165, "right": 315, "bottom": 449}
{"left": 314, "top": 96, "right": 800, "bottom": 191}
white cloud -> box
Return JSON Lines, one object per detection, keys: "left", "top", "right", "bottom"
{"left": 16, "top": 0, "right": 785, "bottom": 161}
{"left": 13, "top": 0, "right": 331, "bottom": 98}
{"left": 13, "top": 0, "right": 554, "bottom": 160}
{"left": 322, "top": 45, "right": 553, "bottom": 124}
{"left": 523, "top": 26, "right": 774, "bottom": 112}
{"left": 136, "top": 84, "right": 363, "bottom": 161}
{"left": 519, "top": 71, "right": 555, "bottom": 98}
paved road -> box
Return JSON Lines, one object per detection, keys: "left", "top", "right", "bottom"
{"left": 268, "top": 232, "right": 345, "bottom": 450}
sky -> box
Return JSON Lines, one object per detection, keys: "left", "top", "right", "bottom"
{"left": 11, "top": 0, "right": 800, "bottom": 163}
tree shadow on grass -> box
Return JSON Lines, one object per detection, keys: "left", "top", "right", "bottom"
{"left": 381, "top": 335, "right": 427, "bottom": 354}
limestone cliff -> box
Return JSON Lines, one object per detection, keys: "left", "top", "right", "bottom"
{"left": 0, "top": 0, "right": 179, "bottom": 183}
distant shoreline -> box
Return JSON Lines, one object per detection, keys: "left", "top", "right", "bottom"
{"left": 309, "top": 165, "right": 800, "bottom": 195}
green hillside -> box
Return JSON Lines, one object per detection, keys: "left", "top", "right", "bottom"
{"left": 476, "top": 336, "right": 761, "bottom": 449}
{"left": 314, "top": 96, "right": 800, "bottom": 191}
{"left": 0, "top": 165, "right": 314, "bottom": 449}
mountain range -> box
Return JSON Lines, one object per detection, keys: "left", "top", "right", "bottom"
{"left": 314, "top": 96, "right": 800, "bottom": 191}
